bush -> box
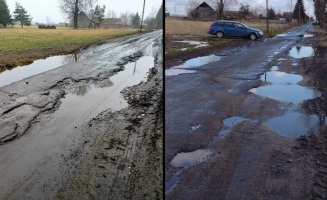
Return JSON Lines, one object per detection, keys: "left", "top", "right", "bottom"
{"left": 38, "top": 24, "right": 56, "bottom": 29}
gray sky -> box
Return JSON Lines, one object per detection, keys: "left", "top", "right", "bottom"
{"left": 166, "top": 0, "right": 315, "bottom": 17}
{"left": 7, "top": 0, "right": 162, "bottom": 24}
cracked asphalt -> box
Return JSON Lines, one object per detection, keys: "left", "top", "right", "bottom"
{"left": 0, "top": 30, "right": 163, "bottom": 199}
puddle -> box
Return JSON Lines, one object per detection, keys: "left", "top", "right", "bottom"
{"left": 271, "top": 66, "right": 279, "bottom": 71}
{"left": 0, "top": 54, "right": 82, "bottom": 87}
{"left": 165, "top": 69, "right": 197, "bottom": 76}
{"left": 181, "top": 48, "right": 188, "bottom": 51}
{"left": 223, "top": 116, "right": 247, "bottom": 127}
{"left": 173, "top": 40, "right": 209, "bottom": 48}
{"left": 171, "top": 149, "right": 211, "bottom": 168}
{"left": 190, "top": 124, "right": 202, "bottom": 132}
{"left": 56, "top": 56, "right": 154, "bottom": 124}
{"left": 275, "top": 33, "right": 288, "bottom": 37}
{"left": 249, "top": 84, "right": 321, "bottom": 104}
{"left": 260, "top": 71, "right": 303, "bottom": 84}
{"left": 303, "top": 34, "right": 314, "bottom": 38}
{"left": 277, "top": 58, "right": 287, "bottom": 61}
{"left": 165, "top": 171, "right": 180, "bottom": 194}
{"left": 173, "top": 55, "right": 221, "bottom": 69}
{"left": 289, "top": 46, "right": 314, "bottom": 58}
{"left": 266, "top": 112, "right": 326, "bottom": 137}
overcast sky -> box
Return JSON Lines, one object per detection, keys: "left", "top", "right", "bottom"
{"left": 7, "top": 0, "right": 162, "bottom": 24}
{"left": 166, "top": 0, "right": 315, "bottom": 17}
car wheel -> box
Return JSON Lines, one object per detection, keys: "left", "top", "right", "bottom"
{"left": 216, "top": 31, "right": 223, "bottom": 38}
{"left": 249, "top": 33, "right": 257, "bottom": 40}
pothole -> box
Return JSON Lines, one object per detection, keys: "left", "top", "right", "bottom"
{"left": 0, "top": 53, "right": 85, "bottom": 88}
{"left": 165, "top": 69, "right": 197, "bottom": 76}
{"left": 171, "top": 149, "right": 211, "bottom": 168}
{"left": 265, "top": 111, "right": 327, "bottom": 137}
{"left": 165, "top": 171, "right": 181, "bottom": 194}
{"left": 289, "top": 46, "right": 314, "bottom": 58}
{"left": 260, "top": 71, "right": 303, "bottom": 84}
{"left": 54, "top": 55, "right": 154, "bottom": 124}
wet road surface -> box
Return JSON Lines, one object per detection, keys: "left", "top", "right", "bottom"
{"left": 0, "top": 30, "right": 162, "bottom": 199}
{"left": 165, "top": 24, "right": 322, "bottom": 199}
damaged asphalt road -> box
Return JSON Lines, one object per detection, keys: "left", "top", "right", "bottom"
{"left": 165, "top": 24, "right": 327, "bottom": 199}
{"left": 0, "top": 30, "right": 162, "bottom": 199}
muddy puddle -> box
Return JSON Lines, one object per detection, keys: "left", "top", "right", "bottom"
{"left": 0, "top": 53, "right": 83, "bottom": 88}
{"left": 289, "top": 46, "right": 314, "bottom": 58}
{"left": 266, "top": 112, "right": 326, "bottom": 137}
{"left": 171, "top": 149, "right": 211, "bottom": 168}
{"left": 173, "top": 40, "right": 209, "bottom": 48}
{"left": 56, "top": 56, "right": 154, "bottom": 125}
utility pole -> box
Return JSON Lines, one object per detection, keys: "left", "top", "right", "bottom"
{"left": 140, "top": 0, "right": 146, "bottom": 31}
{"left": 266, "top": 0, "right": 269, "bottom": 34}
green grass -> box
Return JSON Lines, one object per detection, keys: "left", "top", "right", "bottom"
{"left": 0, "top": 26, "right": 138, "bottom": 52}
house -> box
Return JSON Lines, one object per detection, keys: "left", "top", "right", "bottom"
{"left": 70, "top": 11, "right": 91, "bottom": 28}
{"left": 100, "top": 18, "right": 124, "bottom": 28}
{"left": 190, "top": 2, "right": 216, "bottom": 20}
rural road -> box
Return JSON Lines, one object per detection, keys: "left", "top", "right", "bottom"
{"left": 165, "top": 24, "right": 326, "bottom": 199}
{"left": 0, "top": 30, "right": 163, "bottom": 199}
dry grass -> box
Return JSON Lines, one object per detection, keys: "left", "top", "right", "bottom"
{"left": 0, "top": 26, "right": 138, "bottom": 52}
{"left": 165, "top": 17, "right": 291, "bottom": 37}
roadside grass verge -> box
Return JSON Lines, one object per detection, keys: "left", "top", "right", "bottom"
{"left": 0, "top": 26, "right": 138, "bottom": 52}
{"left": 165, "top": 17, "right": 291, "bottom": 60}
{"left": 0, "top": 26, "right": 140, "bottom": 70}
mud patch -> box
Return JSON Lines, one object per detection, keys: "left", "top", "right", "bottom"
{"left": 289, "top": 46, "right": 314, "bottom": 58}
{"left": 171, "top": 149, "right": 211, "bottom": 168}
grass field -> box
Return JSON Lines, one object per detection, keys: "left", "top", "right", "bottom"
{"left": 165, "top": 17, "right": 291, "bottom": 37}
{"left": 0, "top": 26, "right": 138, "bottom": 52}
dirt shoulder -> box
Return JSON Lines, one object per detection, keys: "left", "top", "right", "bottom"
{"left": 56, "top": 44, "right": 163, "bottom": 199}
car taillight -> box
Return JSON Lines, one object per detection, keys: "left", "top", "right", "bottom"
{"left": 209, "top": 26, "right": 212, "bottom": 30}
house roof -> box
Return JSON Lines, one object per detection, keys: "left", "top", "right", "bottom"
{"left": 195, "top": 1, "right": 215, "bottom": 11}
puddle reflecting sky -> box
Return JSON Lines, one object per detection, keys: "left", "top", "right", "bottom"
{"left": 289, "top": 46, "right": 314, "bottom": 58}
{"left": 55, "top": 56, "right": 154, "bottom": 124}
{"left": 266, "top": 112, "right": 326, "bottom": 137}
{"left": 165, "top": 69, "right": 197, "bottom": 76}
{"left": 260, "top": 71, "right": 303, "bottom": 84}
{"left": 171, "top": 149, "right": 211, "bottom": 168}
{"left": 223, "top": 116, "right": 247, "bottom": 127}
{"left": 249, "top": 84, "right": 321, "bottom": 104}
{"left": 165, "top": 171, "right": 180, "bottom": 194}
{"left": 173, "top": 55, "right": 221, "bottom": 69}
{"left": 0, "top": 53, "right": 82, "bottom": 87}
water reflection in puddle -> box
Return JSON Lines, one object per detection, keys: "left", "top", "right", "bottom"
{"left": 171, "top": 149, "right": 211, "bottom": 168}
{"left": 0, "top": 53, "right": 82, "bottom": 87}
{"left": 56, "top": 56, "right": 154, "bottom": 124}
{"left": 260, "top": 71, "right": 303, "bottom": 84}
{"left": 249, "top": 85, "right": 321, "bottom": 104}
{"left": 174, "top": 55, "right": 221, "bottom": 69}
{"left": 223, "top": 116, "right": 247, "bottom": 127}
{"left": 289, "top": 46, "right": 314, "bottom": 58}
{"left": 165, "top": 69, "right": 197, "bottom": 76}
{"left": 266, "top": 112, "right": 326, "bottom": 137}
{"left": 303, "top": 34, "right": 314, "bottom": 38}
{"left": 165, "top": 171, "right": 181, "bottom": 194}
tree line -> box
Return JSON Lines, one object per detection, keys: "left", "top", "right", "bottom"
{"left": 0, "top": 0, "right": 32, "bottom": 28}
{"left": 186, "top": 0, "right": 309, "bottom": 23}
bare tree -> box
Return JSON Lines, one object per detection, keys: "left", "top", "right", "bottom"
{"left": 186, "top": 0, "right": 200, "bottom": 19}
{"left": 313, "top": 0, "right": 326, "bottom": 28}
{"left": 59, "top": 0, "right": 95, "bottom": 29}
{"left": 211, "top": 0, "right": 238, "bottom": 19}
{"left": 250, "top": 5, "right": 266, "bottom": 17}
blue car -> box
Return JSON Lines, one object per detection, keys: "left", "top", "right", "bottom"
{"left": 208, "top": 20, "right": 264, "bottom": 40}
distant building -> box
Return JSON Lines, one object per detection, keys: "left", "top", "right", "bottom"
{"left": 224, "top": 11, "right": 240, "bottom": 20}
{"left": 283, "top": 12, "right": 293, "bottom": 22}
{"left": 190, "top": 2, "right": 216, "bottom": 20}
{"left": 100, "top": 18, "right": 124, "bottom": 28}
{"left": 70, "top": 11, "right": 91, "bottom": 28}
